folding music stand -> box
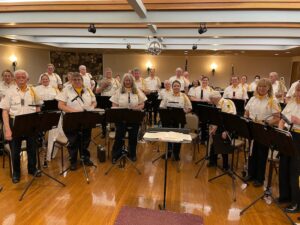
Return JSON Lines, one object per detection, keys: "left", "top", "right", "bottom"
{"left": 228, "top": 98, "right": 245, "bottom": 116}
{"left": 240, "top": 123, "right": 296, "bottom": 225}
{"left": 194, "top": 104, "right": 222, "bottom": 178}
{"left": 95, "top": 95, "right": 112, "bottom": 109}
{"left": 14, "top": 112, "right": 66, "bottom": 201}
{"left": 42, "top": 100, "right": 59, "bottom": 112}
{"left": 247, "top": 91, "right": 254, "bottom": 99}
{"left": 145, "top": 127, "right": 190, "bottom": 210}
{"left": 208, "top": 112, "right": 250, "bottom": 201}
{"left": 104, "top": 108, "right": 145, "bottom": 175}
{"left": 61, "top": 111, "right": 103, "bottom": 183}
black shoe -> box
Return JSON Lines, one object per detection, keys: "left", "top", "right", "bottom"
{"left": 12, "top": 175, "right": 20, "bottom": 184}
{"left": 222, "top": 165, "right": 230, "bottom": 171}
{"left": 174, "top": 154, "right": 180, "bottom": 161}
{"left": 70, "top": 163, "right": 77, "bottom": 171}
{"left": 285, "top": 204, "right": 300, "bottom": 213}
{"left": 43, "top": 161, "right": 48, "bottom": 168}
{"left": 28, "top": 169, "right": 41, "bottom": 177}
{"left": 84, "top": 159, "right": 94, "bottom": 166}
{"left": 112, "top": 158, "right": 117, "bottom": 164}
{"left": 253, "top": 180, "right": 263, "bottom": 187}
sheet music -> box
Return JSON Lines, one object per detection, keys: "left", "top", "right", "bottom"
{"left": 143, "top": 131, "right": 192, "bottom": 142}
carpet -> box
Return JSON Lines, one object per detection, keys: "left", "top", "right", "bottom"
{"left": 114, "top": 206, "right": 204, "bottom": 225}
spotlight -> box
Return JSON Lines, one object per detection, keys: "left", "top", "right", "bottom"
{"left": 192, "top": 44, "right": 197, "bottom": 50}
{"left": 198, "top": 23, "right": 207, "bottom": 35}
{"left": 126, "top": 43, "right": 131, "bottom": 49}
{"left": 88, "top": 24, "right": 96, "bottom": 34}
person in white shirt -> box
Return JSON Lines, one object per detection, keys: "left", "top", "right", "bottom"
{"left": 183, "top": 71, "right": 191, "bottom": 88}
{"left": 188, "top": 80, "right": 200, "bottom": 98}
{"left": 144, "top": 68, "right": 161, "bottom": 125}
{"left": 0, "top": 70, "right": 41, "bottom": 183}
{"left": 110, "top": 73, "right": 147, "bottom": 163}
{"left": 132, "top": 68, "right": 146, "bottom": 92}
{"left": 249, "top": 75, "right": 260, "bottom": 92}
{"left": 0, "top": 69, "right": 16, "bottom": 99}
{"left": 244, "top": 78, "right": 280, "bottom": 187}
{"left": 239, "top": 75, "right": 249, "bottom": 92}
{"left": 39, "top": 64, "right": 62, "bottom": 90}
{"left": 63, "top": 72, "right": 73, "bottom": 89}
{"left": 269, "top": 72, "right": 287, "bottom": 102}
{"left": 160, "top": 80, "right": 192, "bottom": 161}
{"left": 79, "top": 65, "right": 96, "bottom": 90}
{"left": 286, "top": 80, "right": 300, "bottom": 100}
{"left": 223, "top": 76, "right": 248, "bottom": 100}
{"left": 190, "top": 76, "right": 213, "bottom": 102}
{"left": 56, "top": 72, "right": 96, "bottom": 171}
{"left": 169, "top": 67, "right": 189, "bottom": 93}
{"left": 278, "top": 82, "right": 300, "bottom": 212}
{"left": 158, "top": 80, "right": 172, "bottom": 101}
{"left": 35, "top": 74, "right": 59, "bottom": 101}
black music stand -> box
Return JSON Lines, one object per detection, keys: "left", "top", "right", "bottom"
{"left": 61, "top": 111, "right": 102, "bottom": 183}
{"left": 228, "top": 98, "right": 245, "bottom": 116}
{"left": 247, "top": 91, "right": 254, "bottom": 99}
{"left": 240, "top": 123, "right": 296, "bottom": 225}
{"left": 146, "top": 127, "right": 190, "bottom": 210}
{"left": 15, "top": 112, "right": 66, "bottom": 201}
{"left": 96, "top": 95, "right": 112, "bottom": 109}
{"left": 194, "top": 104, "right": 222, "bottom": 178}
{"left": 153, "top": 107, "right": 186, "bottom": 166}
{"left": 104, "top": 108, "right": 145, "bottom": 175}
{"left": 42, "top": 100, "right": 59, "bottom": 112}
{"left": 208, "top": 112, "right": 249, "bottom": 201}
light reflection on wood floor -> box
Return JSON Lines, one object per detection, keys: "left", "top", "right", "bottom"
{"left": 0, "top": 129, "right": 299, "bottom": 225}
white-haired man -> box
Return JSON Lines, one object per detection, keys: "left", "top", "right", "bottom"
{"left": 0, "top": 70, "right": 41, "bottom": 183}
{"left": 79, "top": 65, "right": 95, "bottom": 90}
{"left": 169, "top": 68, "right": 189, "bottom": 93}
{"left": 39, "top": 63, "right": 62, "bottom": 90}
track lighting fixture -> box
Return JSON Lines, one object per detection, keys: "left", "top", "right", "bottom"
{"left": 192, "top": 44, "right": 197, "bottom": 50}
{"left": 88, "top": 24, "right": 96, "bottom": 34}
{"left": 127, "top": 43, "right": 131, "bottom": 49}
{"left": 198, "top": 23, "right": 207, "bottom": 35}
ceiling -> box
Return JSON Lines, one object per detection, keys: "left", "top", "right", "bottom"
{"left": 1, "top": 0, "right": 300, "bottom": 56}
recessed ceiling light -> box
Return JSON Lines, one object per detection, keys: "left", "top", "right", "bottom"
{"left": 212, "top": 44, "right": 219, "bottom": 46}
{"left": 213, "top": 36, "right": 219, "bottom": 39}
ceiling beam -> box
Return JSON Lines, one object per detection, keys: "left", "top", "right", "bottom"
{"left": 147, "top": 23, "right": 157, "bottom": 33}
{"left": 127, "top": 0, "right": 147, "bottom": 18}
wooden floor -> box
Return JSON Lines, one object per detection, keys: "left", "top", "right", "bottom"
{"left": 0, "top": 129, "right": 299, "bottom": 225}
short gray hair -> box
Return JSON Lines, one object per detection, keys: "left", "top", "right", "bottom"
{"left": 14, "top": 69, "right": 29, "bottom": 79}
{"left": 209, "top": 91, "right": 221, "bottom": 99}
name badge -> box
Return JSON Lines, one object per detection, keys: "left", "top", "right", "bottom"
{"left": 21, "top": 98, "right": 25, "bottom": 106}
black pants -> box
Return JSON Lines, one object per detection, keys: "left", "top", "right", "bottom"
{"left": 65, "top": 128, "right": 92, "bottom": 164}
{"left": 248, "top": 141, "right": 269, "bottom": 183}
{"left": 208, "top": 130, "right": 229, "bottom": 168}
{"left": 279, "top": 132, "right": 300, "bottom": 205}
{"left": 112, "top": 123, "right": 139, "bottom": 159}
{"left": 10, "top": 135, "right": 37, "bottom": 176}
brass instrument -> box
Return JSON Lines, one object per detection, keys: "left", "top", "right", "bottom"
{"left": 99, "top": 78, "right": 112, "bottom": 92}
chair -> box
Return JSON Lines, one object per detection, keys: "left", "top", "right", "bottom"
{"left": 184, "top": 113, "right": 200, "bottom": 160}
{"left": 50, "top": 134, "right": 69, "bottom": 173}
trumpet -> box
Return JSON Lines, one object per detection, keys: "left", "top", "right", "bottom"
{"left": 99, "top": 78, "right": 112, "bottom": 92}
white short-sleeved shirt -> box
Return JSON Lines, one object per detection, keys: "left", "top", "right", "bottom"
{"left": 160, "top": 92, "right": 192, "bottom": 111}
{"left": 98, "top": 78, "right": 120, "bottom": 97}
{"left": 63, "top": 82, "right": 72, "bottom": 89}
{"left": 0, "top": 81, "right": 16, "bottom": 99}
{"left": 223, "top": 85, "right": 248, "bottom": 100}
{"left": 81, "top": 73, "right": 95, "bottom": 90}
{"left": 135, "top": 78, "right": 146, "bottom": 91}
{"left": 245, "top": 95, "right": 280, "bottom": 121}
{"left": 272, "top": 80, "right": 287, "bottom": 96}
{"left": 35, "top": 85, "right": 59, "bottom": 101}
{"left": 169, "top": 76, "right": 188, "bottom": 91}
{"left": 286, "top": 80, "right": 300, "bottom": 97}
{"left": 158, "top": 89, "right": 172, "bottom": 100}
{"left": 281, "top": 99, "right": 300, "bottom": 130}
{"left": 39, "top": 73, "right": 62, "bottom": 89}
{"left": 239, "top": 83, "right": 249, "bottom": 92}
{"left": 217, "top": 98, "right": 237, "bottom": 114}
{"left": 188, "top": 87, "right": 197, "bottom": 97}
{"left": 0, "top": 85, "right": 40, "bottom": 117}
{"left": 249, "top": 81, "right": 258, "bottom": 92}
{"left": 56, "top": 85, "right": 96, "bottom": 111}
{"left": 110, "top": 89, "right": 147, "bottom": 108}
{"left": 191, "top": 86, "right": 213, "bottom": 102}
{"left": 145, "top": 76, "right": 161, "bottom": 92}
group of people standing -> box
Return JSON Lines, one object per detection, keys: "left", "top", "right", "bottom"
{"left": 1, "top": 64, "right": 300, "bottom": 215}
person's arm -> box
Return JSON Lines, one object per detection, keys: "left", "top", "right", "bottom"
{"left": 132, "top": 102, "right": 144, "bottom": 110}
{"left": 112, "top": 102, "right": 119, "bottom": 107}
{"left": 267, "top": 112, "right": 280, "bottom": 126}
{"left": 2, "top": 109, "right": 12, "bottom": 141}
{"left": 278, "top": 119, "right": 285, "bottom": 130}
{"left": 291, "top": 115, "right": 300, "bottom": 126}
{"left": 58, "top": 101, "right": 79, "bottom": 113}
{"left": 244, "top": 110, "right": 250, "bottom": 118}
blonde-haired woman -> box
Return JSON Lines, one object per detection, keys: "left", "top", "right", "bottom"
{"left": 244, "top": 78, "right": 281, "bottom": 187}
{"left": 278, "top": 82, "right": 300, "bottom": 213}
{"left": 110, "top": 73, "right": 147, "bottom": 163}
